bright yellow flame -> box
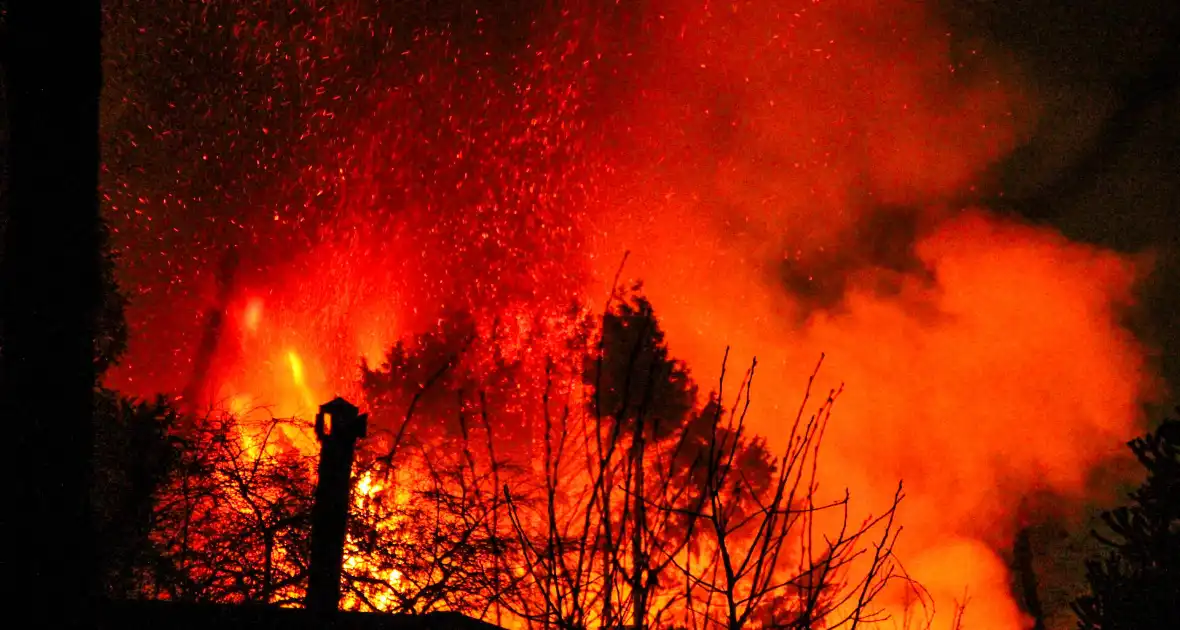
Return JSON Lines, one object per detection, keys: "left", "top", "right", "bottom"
{"left": 286, "top": 350, "right": 319, "bottom": 415}
{"left": 341, "top": 470, "right": 410, "bottom": 612}
{"left": 356, "top": 471, "right": 380, "bottom": 497}
{"left": 287, "top": 350, "right": 305, "bottom": 382}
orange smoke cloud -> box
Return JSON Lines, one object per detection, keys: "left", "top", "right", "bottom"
{"left": 102, "top": 0, "right": 1160, "bottom": 626}
{"left": 595, "top": 211, "right": 1154, "bottom": 630}
{"left": 602, "top": 0, "right": 1022, "bottom": 254}
{"left": 800, "top": 211, "right": 1152, "bottom": 628}
{"left": 587, "top": 1, "right": 1158, "bottom": 628}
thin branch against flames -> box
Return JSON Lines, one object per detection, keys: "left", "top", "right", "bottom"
{"left": 94, "top": 291, "right": 936, "bottom": 629}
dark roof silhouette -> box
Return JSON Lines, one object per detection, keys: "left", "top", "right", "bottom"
{"left": 99, "top": 600, "right": 506, "bottom": 630}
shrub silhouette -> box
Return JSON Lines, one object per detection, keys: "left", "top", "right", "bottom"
{"left": 1073, "top": 409, "right": 1179, "bottom": 630}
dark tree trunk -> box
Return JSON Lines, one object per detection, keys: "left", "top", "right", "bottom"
{"left": 1, "top": 1, "right": 104, "bottom": 626}
{"left": 631, "top": 419, "right": 647, "bottom": 630}
{"left": 1013, "top": 527, "right": 1046, "bottom": 630}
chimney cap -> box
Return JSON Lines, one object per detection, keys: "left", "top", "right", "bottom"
{"left": 318, "top": 397, "right": 360, "bottom": 417}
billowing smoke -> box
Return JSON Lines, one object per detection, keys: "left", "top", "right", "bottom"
{"left": 102, "top": 1, "right": 1159, "bottom": 628}
{"left": 586, "top": 1, "right": 1159, "bottom": 628}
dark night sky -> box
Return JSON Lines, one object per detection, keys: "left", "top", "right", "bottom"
{"left": 944, "top": 0, "right": 1180, "bottom": 415}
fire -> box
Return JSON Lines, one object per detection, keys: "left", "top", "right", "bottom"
{"left": 227, "top": 394, "right": 252, "bottom": 418}
{"left": 244, "top": 298, "right": 264, "bottom": 333}
{"left": 342, "top": 470, "right": 409, "bottom": 611}
{"left": 583, "top": 0, "right": 1157, "bottom": 626}
{"left": 285, "top": 350, "right": 319, "bottom": 417}
{"left": 100, "top": 0, "right": 1160, "bottom": 627}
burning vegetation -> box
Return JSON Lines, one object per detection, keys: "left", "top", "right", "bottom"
{"left": 97, "top": 291, "right": 914, "bottom": 628}
{"left": 88, "top": 0, "right": 1169, "bottom": 629}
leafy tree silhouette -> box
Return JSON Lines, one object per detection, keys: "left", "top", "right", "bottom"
{"left": 495, "top": 288, "right": 909, "bottom": 630}
{"left": 93, "top": 391, "right": 317, "bottom": 604}
{"left": 93, "top": 389, "right": 182, "bottom": 598}
{"left": 92, "top": 285, "right": 914, "bottom": 628}
{"left": 585, "top": 287, "right": 698, "bottom": 440}
{"left": 1072, "top": 409, "right": 1179, "bottom": 630}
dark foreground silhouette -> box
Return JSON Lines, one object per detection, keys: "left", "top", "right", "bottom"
{"left": 1073, "top": 409, "right": 1180, "bottom": 630}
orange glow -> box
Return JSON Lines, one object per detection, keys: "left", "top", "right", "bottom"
{"left": 227, "top": 394, "right": 252, "bottom": 418}
{"left": 244, "top": 298, "right": 264, "bottom": 333}
{"left": 102, "top": 0, "right": 1161, "bottom": 626}
{"left": 342, "top": 470, "right": 410, "bottom": 611}
{"left": 285, "top": 350, "right": 319, "bottom": 415}
{"left": 583, "top": 1, "right": 1155, "bottom": 627}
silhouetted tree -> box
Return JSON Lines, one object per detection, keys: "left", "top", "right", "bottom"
{"left": 499, "top": 290, "right": 907, "bottom": 630}
{"left": 98, "top": 288, "right": 915, "bottom": 629}
{"left": 93, "top": 397, "right": 317, "bottom": 604}
{"left": 148, "top": 411, "right": 316, "bottom": 605}
{"left": 586, "top": 288, "right": 698, "bottom": 440}
{"left": 351, "top": 309, "right": 574, "bottom": 620}
{"left": 1072, "top": 410, "right": 1180, "bottom": 630}
{"left": 92, "top": 389, "right": 182, "bottom": 598}
{"left": 343, "top": 407, "right": 522, "bottom": 618}
{"left": 351, "top": 289, "right": 894, "bottom": 630}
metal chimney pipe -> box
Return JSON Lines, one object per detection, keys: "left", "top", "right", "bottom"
{"left": 305, "top": 397, "right": 367, "bottom": 615}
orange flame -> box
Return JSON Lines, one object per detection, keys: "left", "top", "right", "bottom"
{"left": 103, "top": 1, "right": 1161, "bottom": 626}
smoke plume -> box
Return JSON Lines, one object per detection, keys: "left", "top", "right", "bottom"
{"left": 101, "top": 1, "right": 1160, "bottom": 627}
{"left": 587, "top": 1, "right": 1159, "bottom": 627}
